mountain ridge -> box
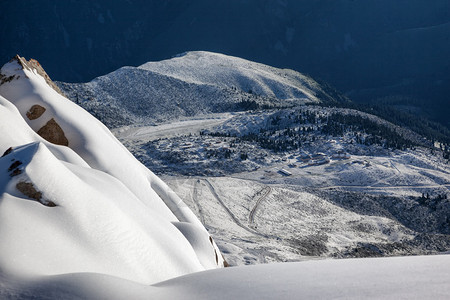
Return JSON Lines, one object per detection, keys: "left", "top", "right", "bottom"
{"left": 58, "top": 51, "right": 331, "bottom": 128}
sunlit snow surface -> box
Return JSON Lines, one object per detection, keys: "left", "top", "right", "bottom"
{"left": 139, "top": 51, "right": 321, "bottom": 102}
{"left": 0, "top": 56, "right": 223, "bottom": 287}
{"left": 1, "top": 255, "right": 449, "bottom": 299}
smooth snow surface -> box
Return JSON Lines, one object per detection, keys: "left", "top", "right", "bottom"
{"left": 0, "top": 56, "right": 223, "bottom": 286}
{"left": 1, "top": 255, "right": 449, "bottom": 299}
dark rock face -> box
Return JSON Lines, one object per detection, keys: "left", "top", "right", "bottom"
{"left": 7, "top": 159, "right": 23, "bottom": 177}
{"left": 2, "top": 147, "right": 13, "bottom": 157}
{"left": 16, "top": 181, "right": 42, "bottom": 202}
{"left": 0, "top": 73, "right": 17, "bottom": 85}
{"left": 8, "top": 160, "right": 22, "bottom": 172}
{"left": 37, "top": 118, "right": 69, "bottom": 146}
{"left": 16, "top": 181, "right": 57, "bottom": 207}
{"left": 26, "top": 104, "right": 46, "bottom": 120}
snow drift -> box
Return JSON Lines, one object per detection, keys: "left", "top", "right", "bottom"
{"left": 1, "top": 254, "right": 449, "bottom": 299}
{"left": 0, "top": 55, "right": 224, "bottom": 285}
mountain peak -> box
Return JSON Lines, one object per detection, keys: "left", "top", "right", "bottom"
{"left": 3, "top": 55, "right": 64, "bottom": 96}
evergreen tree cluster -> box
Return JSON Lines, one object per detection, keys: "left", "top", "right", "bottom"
{"left": 239, "top": 132, "right": 301, "bottom": 153}
{"left": 328, "top": 101, "right": 450, "bottom": 145}
{"left": 207, "top": 108, "right": 419, "bottom": 153}
{"left": 321, "top": 113, "right": 414, "bottom": 150}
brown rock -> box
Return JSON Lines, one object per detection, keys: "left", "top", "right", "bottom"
{"left": 26, "top": 104, "right": 46, "bottom": 120}
{"left": 222, "top": 255, "right": 230, "bottom": 268}
{"left": 46, "top": 201, "right": 57, "bottom": 207}
{"left": 209, "top": 235, "right": 222, "bottom": 266}
{"left": 37, "top": 118, "right": 69, "bottom": 146}
{"left": 16, "top": 181, "right": 57, "bottom": 207}
{"left": 16, "top": 182, "right": 42, "bottom": 201}
{"left": 11, "top": 55, "right": 65, "bottom": 96}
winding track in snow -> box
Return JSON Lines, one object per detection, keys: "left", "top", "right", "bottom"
{"left": 202, "top": 179, "right": 269, "bottom": 237}
{"left": 249, "top": 186, "right": 272, "bottom": 226}
{"left": 192, "top": 179, "right": 206, "bottom": 225}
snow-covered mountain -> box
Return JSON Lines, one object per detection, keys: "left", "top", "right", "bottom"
{"left": 58, "top": 51, "right": 340, "bottom": 128}
{"left": 58, "top": 52, "right": 450, "bottom": 265}
{"left": 139, "top": 51, "right": 322, "bottom": 101}
{"left": 1, "top": 55, "right": 450, "bottom": 298}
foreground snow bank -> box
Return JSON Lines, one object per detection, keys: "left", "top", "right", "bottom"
{"left": 1, "top": 255, "right": 449, "bottom": 299}
{"left": 0, "top": 56, "right": 224, "bottom": 285}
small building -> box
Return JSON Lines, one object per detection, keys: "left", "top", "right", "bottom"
{"left": 180, "top": 143, "right": 193, "bottom": 149}
{"left": 308, "top": 157, "right": 330, "bottom": 166}
{"left": 309, "top": 153, "right": 330, "bottom": 166}
{"left": 312, "top": 152, "right": 326, "bottom": 160}
{"left": 299, "top": 153, "right": 311, "bottom": 162}
{"left": 279, "top": 169, "right": 292, "bottom": 176}
{"left": 331, "top": 150, "right": 350, "bottom": 160}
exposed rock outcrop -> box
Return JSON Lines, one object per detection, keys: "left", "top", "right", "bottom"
{"left": 7, "top": 159, "right": 23, "bottom": 177}
{"left": 11, "top": 55, "right": 65, "bottom": 96}
{"left": 26, "top": 104, "right": 46, "bottom": 120}
{"left": 37, "top": 118, "right": 69, "bottom": 146}
{"left": 2, "top": 147, "right": 13, "bottom": 157}
{"left": 16, "top": 181, "right": 56, "bottom": 207}
{"left": 0, "top": 73, "right": 17, "bottom": 85}
{"left": 16, "top": 182, "right": 42, "bottom": 201}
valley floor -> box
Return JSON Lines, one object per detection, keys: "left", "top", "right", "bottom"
{"left": 114, "top": 114, "right": 450, "bottom": 265}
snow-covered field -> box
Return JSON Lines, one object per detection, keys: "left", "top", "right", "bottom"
{"left": 111, "top": 112, "right": 450, "bottom": 265}
{"left": 112, "top": 113, "right": 234, "bottom": 142}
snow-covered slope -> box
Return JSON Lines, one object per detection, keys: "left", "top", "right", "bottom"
{"left": 1, "top": 254, "right": 449, "bottom": 299}
{"left": 139, "top": 51, "right": 321, "bottom": 102}
{"left": 0, "top": 55, "right": 224, "bottom": 285}
{"left": 58, "top": 51, "right": 331, "bottom": 128}
{"left": 114, "top": 106, "right": 450, "bottom": 264}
